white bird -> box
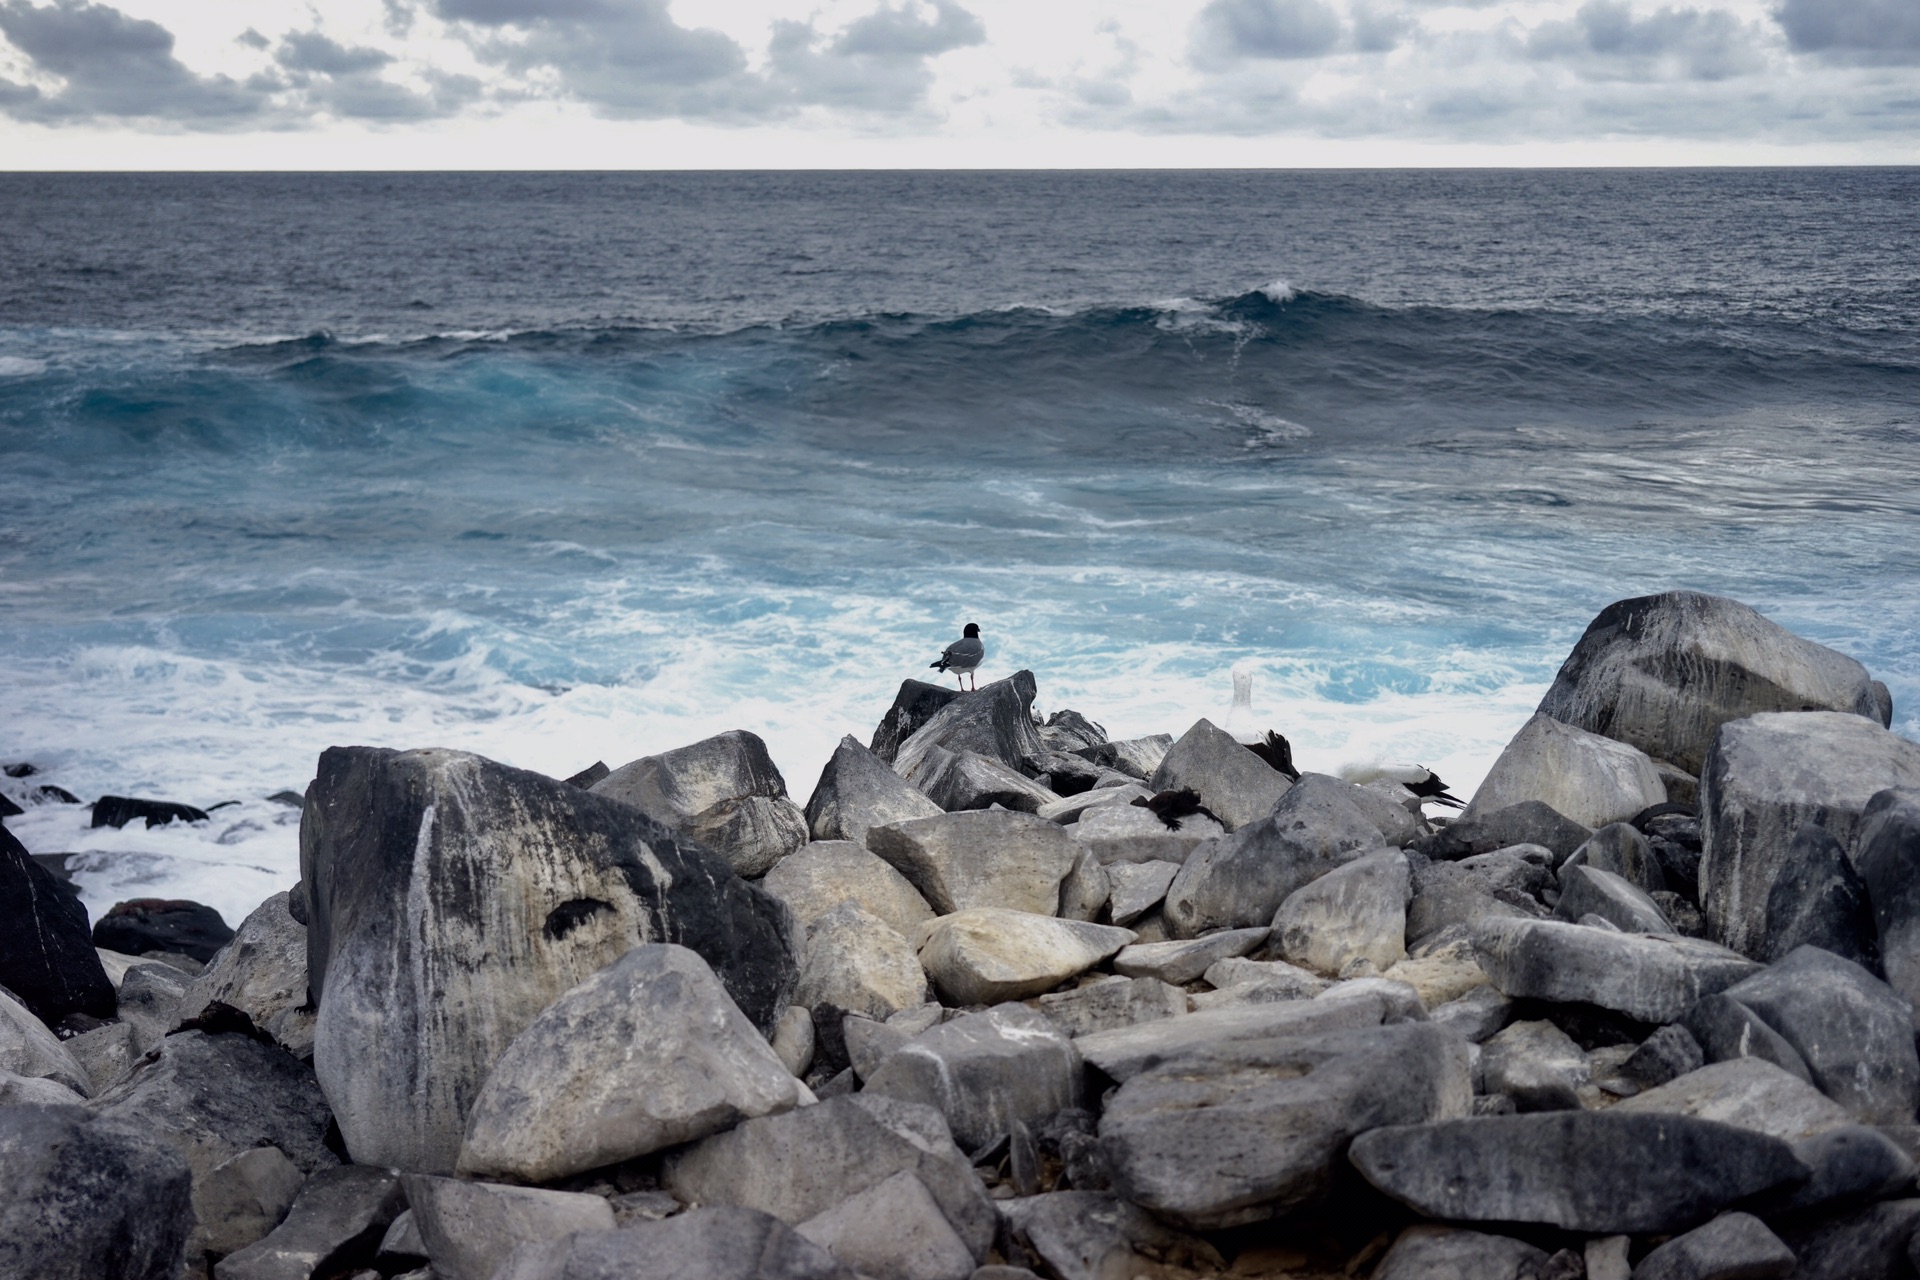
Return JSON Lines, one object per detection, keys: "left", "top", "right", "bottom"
{"left": 929, "top": 623, "right": 984, "bottom": 691}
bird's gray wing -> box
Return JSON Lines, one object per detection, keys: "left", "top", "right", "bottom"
{"left": 945, "top": 638, "right": 984, "bottom": 665}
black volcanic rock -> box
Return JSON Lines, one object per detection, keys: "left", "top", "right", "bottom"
{"left": 0, "top": 825, "right": 115, "bottom": 1026}
{"left": 0, "top": 1104, "right": 193, "bottom": 1280}
{"left": 91, "top": 796, "right": 210, "bottom": 829}
{"left": 93, "top": 899, "right": 235, "bottom": 964}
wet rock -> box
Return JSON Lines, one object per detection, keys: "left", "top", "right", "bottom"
{"left": 1699, "top": 711, "right": 1920, "bottom": 957}
{"left": 91, "top": 795, "right": 210, "bottom": 829}
{"left": 499, "top": 1206, "right": 856, "bottom": 1280}
{"left": 1429, "top": 984, "right": 1515, "bottom": 1043}
{"left": 1146, "top": 719, "right": 1291, "bottom": 832}
{"left": 0, "top": 1103, "right": 193, "bottom": 1280}
{"left": 1071, "top": 802, "right": 1222, "bottom": 865}
{"left": 1371, "top": 1225, "right": 1548, "bottom": 1280}
{"left": 1763, "top": 824, "right": 1879, "bottom": 970}
{"left": 864, "top": 1006, "right": 1080, "bottom": 1152}
{"left": 1632, "top": 1211, "right": 1794, "bottom": 1280}
{"left": 1271, "top": 849, "right": 1409, "bottom": 976}
{"left": 893, "top": 672, "right": 1044, "bottom": 782}
{"left": 796, "top": 902, "right": 931, "bottom": 1020}
{"left": 1554, "top": 864, "right": 1675, "bottom": 934}
{"left": 665, "top": 1094, "right": 996, "bottom": 1263}
{"left": 804, "top": 735, "right": 943, "bottom": 848}
{"left": 1717, "top": 945, "right": 1920, "bottom": 1125}
{"left": 1613, "top": 1058, "right": 1853, "bottom": 1141}
{"left": 917, "top": 909, "right": 1134, "bottom": 1006}
{"left": 870, "top": 810, "right": 1078, "bottom": 915}
{"left": 917, "top": 747, "right": 1058, "bottom": 814}
{"left": 403, "top": 1174, "right": 615, "bottom": 1280}
{"left": 1100, "top": 1021, "right": 1471, "bottom": 1229}
{"left": 1350, "top": 1111, "right": 1809, "bottom": 1234}
{"left": 1461, "top": 713, "right": 1667, "bottom": 830}
{"left": 1856, "top": 787, "right": 1920, "bottom": 1021}
{"left": 1073, "top": 734, "right": 1173, "bottom": 781}
{"left": 1074, "top": 993, "right": 1390, "bottom": 1082}
{"left": 176, "top": 891, "right": 312, "bottom": 1056}
{"left": 1535, "top": 591, "right": 1888, "bottom": 774}
{"left": 870, "top": 680, "right": 961, "bottom": 765}
{"left": 0, "top": 825, "right": 116, "bottom": 1025}
{"left": 1769, "top": 1124, "right": 1918, "bottom": 1214}
{"left": 1562, "top": 822, "right": 1667, "bottom": 895}
{"left": 1479, "top": 1018, "right": 1590, "bottom": 1112}
{"left": 1113, "top": 927, "right": 1268, "bottom": 986}
{"left": 1035, "top": 976, "right": 1187, "bottom": 1038}
{"left": 1473, "top": 917, "right": 1760, "bottom": 1023}
{"left": 1681, "top": 993, "right": 1814, "bottom": 1083}
{"left": 998, "top": 1190, "right": 1221, "bottom": 1280}
{"left": 214, "top": 1165, "right": 406, "bottom": 1280}
{"left": 0, "top": 985, "right": 92, "bottom": 1094}
{"left": 1777, "top": 1199, "right": 1920, "bottom": 1280}
{"left": 458, "top": 944, "right": 807, "bottom": 1183}
{"left": 1624, "top": 1024, "right": 1705, "bottom": 1087}
{"left": 93, "top": 898, "right": 235, "bottom": 964}
{"left": 301, "top": 746, "right": 796, "bottom": 1172}
{"left": 1055, "top": 848, "right": 1110, "bottom": 922}
{"left": 195, "top": 1146, "right": 306, "bottom": 1262}
{"left": 759, "top": 839, "right": 935, "bottom": 938}
{"left": 796, "top": 1173, "right": 972, "bottom": 1280}
{"left": 1422, "top": 801, "right": 1594, "bottom": 865}
{"left": 681, "top": 794, "right": 809, "bottom": 878}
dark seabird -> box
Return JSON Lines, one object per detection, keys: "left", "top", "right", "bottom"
{"left": 1401, "top": 767, "right": 1465, "bottom": 808}
{"left": 1131, "top": 788, "right": 1223, "bottom": 831}
{"left": 929, "top": 622, "right": 985, "bottom": 691}
{"left": 1245, "top": 730, "right": 1301, "bottom": 781}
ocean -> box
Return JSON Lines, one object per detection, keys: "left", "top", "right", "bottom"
{"left": 2, "top": 168, "right": 1916, "bottom": 928}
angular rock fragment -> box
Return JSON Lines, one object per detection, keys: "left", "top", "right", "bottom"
{"left": 116, "top": 961, "right": 188, "bottom": 1054}
{"left": 1381, "top": 936, "right": 1490, "bottom": 1008}
{"left": 917, "top": 909, "right": 1133, "bottom": 1006}
{"left": 680, "top": 794, "right": 809, "bottom": 878}
{"left": 1072, "top": 802, "right": 1222, "bottom": 865}
{"left": 1422, "top": 801, "right": 1593, "bottom": 864}
{"left": 869, "top": 810, "right": 1078, "bottom": 915}
{"left": 1769, "top": 1124, "right": 1918, "bottom": 1214}
{"left": 1553, "top": 864, "right": 1674, "bottom": 934}
{"left": 916, "top": 747, "right": 1058, "bottom": 814}
{"left": 1112, "top": 927, "right": 1268, "bottom": 986}
{"left": 1777, "top": 1200, "right": 1920, "bottom": 1280}
{"left": 1036, "top": 784, "right": 1148, "bottom": 825}
{"left": 1073, "top": 734, "right": 1173, "bottom": 781}
{"left": 998, "top": 1190, "right": 1221, "bottom": 1280}
{"left": 1623, "top": 1024, "right": 1704, "bottom": 1087}
{"left": 403, "top": 1175, "right": 615, "bottom": 1280}
{"left": 214, "top": 1166, "right": 406, "bottom": 1280}
{"left": 870, "top": 680, "right": 960, "bottom": 764}
{"left": 1632, "top": 1212, "right": 1794, "bottom": 1280}
{"left": 796, "top": 1173, "right": 972, "bottom": 1280}
{"left": 497, "top": 1206, "right": 856, "bottom": 1280}
{"left": 1055, "top": 848, "right": 1110, "bottom": 922}
{"left": 1371, "top": 1225, "right": 1548, "bottom": 1280}
{"left": 1035, "top": 976, "right": 1187, "bottom": 1038}
{"left": 1428, "top": 984, "right": 1514, "bottom": 1043}
{"left": 1682, "top": 992, "right": 1814, "bottom": 1082}
{"left": 1472, "top": 917, "right": 1760, "bottom": 1023}
{"left": 1855, "top": 787, "right": 1920, "bottom": 1020}
{"left": 1104, "top": 861, "right": 1180, "bottom": 926}
{"left": 177, "top": 892, "right": 314, "bottom": 1057}
{"left": 1163, "top": 786, "right": 1386, "bottom": 938}
{"left": 893, "top": 672, "right": 1043, "bottom": 782}
{"left": 1200, "top": 956, "right": 1330, "bottom": 1002}
{"left": 0, "top": 825, "right": 116, "bottom": 1025}
{"left": 795, "top": 901, "right": 930, "bottom": 1020}
{"left": 805, "top": 735, "right": 943, "bottom": 848}
{"left": 195, "top": 1146, "right": 305, "bottom": 1262}
{"left": 94, "top": 897, "right": 236, "bottom": 964}
{"left": 593, "top": 729, "right": 807, "bottom": 876}
{"left": 1613, "top": 1058, "right": 1853, "bottom": 1141}
{"left": 1479, "top": 1018, "right": 1590, "bottom": 1112}
{"left": 0, "top": 985, "right": 92, "bottom": 1095}
{"left": 1461, "top": 713, "right": 1667, "bottom": 830}
{"left": 1074, "top": 994, "right": 1390, "bottom": 1083}
{"left": 1405, "top": 856, "right": 1537, "bottom": 949}
{"left": 1699, "top": 712, "right": 1920, "bottom": 957}
{"left": 1349, "top": 1111, "right": 1809, "bottom": 1234}
{"left": 1763, "top": 823, "right": 1879, "bottom": 970}
{"left": 759, "top": 839, "right": 935, "bottom": 937}
{"left": 863, "top": 1005, "right": 1081, "bottom": 1151}
{"left": 1271, "top": 849, "right": 1409, "bottom": 976}
{"left": 301, "top": 746, "right": 796, "bottom": 1172}
{"left": 1146, "top": 719, "right": 1291, "bottom": 832}
{"left": 1561, "top": 821, "right": 1667, "bottom": 896}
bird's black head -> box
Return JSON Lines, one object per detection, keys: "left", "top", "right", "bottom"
{"left": 962, "top": 623, "right": 980, "bottom": 638}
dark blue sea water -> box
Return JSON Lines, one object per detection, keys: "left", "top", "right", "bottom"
{"left": 2, "top": 170, "right": 1916, "bottom": 920}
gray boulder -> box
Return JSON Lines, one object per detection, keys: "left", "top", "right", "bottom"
{"left": 1200, "top": 956, "right": 1330, "bottom": 1002}
{"left": 64, "top": 1020, "right": 136, "bottom": 1095}
{"left": 759, "top": 839, "right": 935, "bottom": 938}
{"left": 1040, "top": 709, "right": 1108, "bottom": 755}
{"left": 917, "top": 910, "right": 1134, "bottom": 1006}
{"left": 1424, "top": 801, "right": 1594, "bottom": 864}
{"left": 1682, "top": 993, "right": 1815, "bottom": 1083}
{"left": 1562, "top": 822, "right": 1667, "bottom": 895}
{"left": 1105, "top": 860, "right": 1180, "bottom": 925}
{"left": 893, "top": 672, "right": 1043, "bottom": 782}
{"left": 1075, "top": 994, "right": 1391, "bottom": 1083}
{"left": 1536, "top": 591, "right": 1887, "bottom": 774}
{"left": 0, "top": 825, "right": 117, "bottom": 1026}
{"left": 1350, "top": 1111, "right": 1809, "bottom": 1234}
{"left": 1035, "top": 976, "right": 1187, "bottom": 1038}
{"left": 1716, "top": 945, "right": 1920, "bottom": 1125}
{"left": 0, "top": 985, "right": 91, "bottom": 1095}
{"left": 594, "top": 730, "right": 807, "bottom": 877}
{"left": 773, "top": 1005, "right": 815, "bottom": 1078}
{"left": 796, "top": 1174, "right": 971, "bottom": 1280}
{"left": 1112, "top": 927, "right": 1268, "bottom": 986}
{"left": 1553, "top": 864, "right": 1675, "bottom": 935}
{"left": 1071, "top": 802, "right": 1222, "bottom": 865}
{"left": 1428, "top": 984, "right": 1515, "bottom": 1044}
{"left": 497, "top": 1207, "right": 855, "bottom": 1280}
{"left": 1623, "top": 1024, "right": 1705, "bottom": 1088}
{"left": 1698, "top": 712, "right": 1920, "bottom": 957}
{"left": 1146, "top": 719, "right": 1291, "bottom": 832}
{"left": 116, "top": 962, "right": 190, "bottom": 1054}
{"left": 1055, "top": 848, "right": 1110, "bottom": 922}
{"left": 795, "top": 902, "right": 931, "bottom": 1020}
{"left": 214, "top": 1166, "right": 406, "bottom": 1280}
{"left": 1770, "top": 1124, "right": 1918, "bottom": 1214}
{"left": 1074, "top": 734, "right": 1173, "bottom": 781}
{"left": 1460, "top": 713, "right": 1667, "bottom": 829}
{"left": 680, "top": 795, "right": 809, "bottom": 878}
{"left": 870, "top": 680, "right": 961, "bottom": 764}
{"left": 402, "top": 1175, "right": 616, "bottom": 1280}
{"left": 1372, "top": 1226, "right": 1548, "bottom": 1280}
{"left": 864, "top": 1005, "right": 1081, "bottom": 1152}
{"left": 1472, "top": 917, "right": 1761, "bottom": 1023}
{"left": 998, "top": 1191, "right": 1221, "bottom": 1280}
{"left": 804, "top": 735, "right": 943, "bottom": 847}
{"left": 0, "top": 1065, "right": 83, "bottom": 1104}
{"left": 1036, "top": 784, "right": 1148, "bottom": 826}
{"left": 1631, "top": 1212, "right": 1794, "bottom": 1280}
{"left": 457, "top": 945, "right": 808, "bottom": 1183}
{"left": 665, "top": 1094, "right": 996, "bottom": 1263}
{"left": 300, "top": 746, "right": 797, "bottom": 1172}
{"left": 1856, "top": 787, "right": 1920, "bottom": 1021}
{"left": 1270, "top": 849, "right": 1409, "bottom": 976}
{"left": 1763, "top": 823, "right": 1879, "bottom": 970}
{"left": 1613, "top": 1058, "right": 1853, "bottom": 1141}
{"left": 1405, "top": 858, "right": 1537, "bottom": 951}
{"left": 1779, "top": 1200, "right": 1920, "bottom": 1280}
{"left": 177, "top": 891, "right": 312, "bottom": 1056}
{"left": 916, "top": 748, "right": 1057, "bottom": 814}
{"left": 1099, "top": 1022, "right": 1471, "bottom": 1229}
{"left": 1479, "top": 1018, "right": 1590, "bottom": 1112}
{"left": 194, "top": 1146, "right": 306, "bottom": 1262}
{"left": 870, "top": 810, "right": 1077, "bottom": 916}
{"left": 0, "top": 1104, "right": 193, "bottom": 1280}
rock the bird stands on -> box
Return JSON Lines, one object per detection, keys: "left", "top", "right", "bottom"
{"left": 5, "top": 590, "right": 1920, "bottom": 1280}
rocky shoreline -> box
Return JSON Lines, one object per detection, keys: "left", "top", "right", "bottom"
{"left": 5, "top": 589, "right": 1920, "bottom": 1280}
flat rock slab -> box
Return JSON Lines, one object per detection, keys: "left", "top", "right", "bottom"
{"left": 1034, "top": 976, "right": 1187, "bottom": 1038}
{"left": 1461, "top": 713, "right": 1666, "bottom": 830}
{"left": 1072, "top": 805, "right": 1222, "bottom": 866}
{"left": 1614, "top": 1058, "right": 1854, "bottom": 1141}
{"left": 863, "top": 1005, "right": 1082, "bottom": 1152}
{"left": 1632, "top": 1211, "right": 1794, "bottom": 1280}
{"left": 869, "top": 811, "right": 1078, "bottom": 916}
{"left": 496, "top": 1207, "right": 856, "bottom": 1280}
{"left": 1553, "top": 864, "right": 1673, "bottom": 935}
{"left": 1472, "top": 916, "right": 1760, "bottom": 1024}
{"left": 917, "top": 909, "right": 1134, "bottom": 1006}
{"left": 403, "top": 1175, "right": 615, "bottom": 1280}
{"left": 796, "top": 1171, "right": 972, "bottom": 1280}
{"left": 1349, "top": 1112, "right": 1809, "bottom": 1234}
{"left": 1372, "top": 1226, "right": 1548, "bottom": 1280}
{"left": 1112, "top": 927, "right": 1269, "bottom": 986}
{"left": 998, "top": 1190, "right": 1220, "bottom": 1280}
{"left": 758, "top": 840, "right": 935, "bottom": 938}
{"left": 214, "top": 1165, "right": 406, "bottom": 1280}
{"left": 1075, "top": 993, "right": 1389, "bottom": 1082}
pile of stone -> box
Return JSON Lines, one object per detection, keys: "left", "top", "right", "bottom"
{"left": 5, "top": 589, "right": 1920, "bottom": 1280}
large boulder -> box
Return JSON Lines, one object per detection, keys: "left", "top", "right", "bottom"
{"left": 794, "top": 902, "right": 931, "bottom": 1019}
{"left": 863, "top": 1005, "right": 1081, "bottom": 1151}
{"left": 1404, "top": 856, "right": 1537, "bottom": 950}
{"left": 1682, "top": 993, "right": 1816, "bottom": 1083}
{"left": 1099, "top": 1022, "right": 1471, "bottom": 1229}
{"left": 300, "top": 746, "right": 798, "bottom": 1173}
{"left": 1778, "top": 1200, "right": 1920, "bottom": 1280}
{"left": 680, "top": 797, "right": 809, "bottom": 878}
{"left": 1560, "top": 822, "right": 1667, "bottom": 896}
{"left": 1146, "top": 719, "right": 1292, "bottom": 832}
{"left": 403, "top": 1175, "right": 615, "bottom": 1280}
{"left": 1270, "top": 850, "right": 1409, "bottom": 976}
{"left": 1371, "top": 1226, "right": 1548, "bottom": 1280}
{"left": 593, "top": 729, "right": 807, "bottom": 876}
{"left": 0, "top": 825, "right": 115, "bottom": 1025}
{"left": 1610, "top": 1058, "right": 1853, "bottom": 1141}
{"left": 914, "top": 747, "right": 1057, "bottom": 814}
{"left": 1552, "top": 864, "right": 1674, "bottom": 935}
{"left": 1421, "top": 801, "right": 1594, "bottom": 864}
{"left": 1074, "top": 734, "right": 1173, "bottom": 781}
{"left": 176, "top": 891, "right": 312, "bottom": 1056}
{"left": 1479, "top": 1019, "right": 1590, "bottom": 1113}
{"left": 1460, "top": 713, "right": 1666, "bottom": 829}
{"left": 1631, "top": 1212, "right": 1795, "bottom": 1280}
{"left": 1472, "top": 916, "right": 1760, "bottom": 1024}
{"left": 457, "top": 945, "right": 808, "bottom": 1183}
{"left": 93, "top": 898, "right": 235, "bottom": 964}
{"left": 917, "top": 910, "right": 1134, "bottom": 1006}
{"left": 1855, "top": 788, "right": 1920, "bottom": 1021}
{"left": 497, "top": 1207, "right": 857, "bottom": 1280}
{"left": 1349, "top": 1112, "right": 1809, "bottom": 1234}
{"left": 804, "top": 735, "right": 942, "bottom": 847}
{"left": 1761, "top": 823, "right": 1880, "bottom": 970}
{"left": 758, "top": 840, "right": 935, "bottom": 938}
{"left": 665, "top": 1094, "right": 996, "bottom": 1264}
{"left": 1071, "top": 803, "right": 1223, "bottom": 865}
{"left": 869, "top": 680, "right": 961, "bottom": 765}
{"left": 1535, "top": 591, "right": 1888, "bottom": 774}
{"left": 0, "top": 1104, "right": 193, "bottom": 1280}
{"left": 892, "top": 672, "right": 1043, "bottom": 782}
{"left": 193, "top": 1146, "right": 306, "bottom": 1263}
{"left": 1112, "top": 927, "right": 1268, "bottom": 986}
{"left": 1699, "top": 711, "right": 1920, "bottom": 957}
{"left": 0, "top": 986, "right": 92, "bottom": 1095}
{"left": 868, "top": 811, "right": 1077, "bottom": 916}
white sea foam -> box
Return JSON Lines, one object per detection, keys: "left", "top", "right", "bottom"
{"left": 1259, "top": 279, "right": 1297, "bottom": 304}
{"left": 0, "top": 355, "right": 46, "bottom": 376}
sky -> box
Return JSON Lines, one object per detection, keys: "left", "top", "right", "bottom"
{"left": 0, "top": 0, "right": 1914, "bottom": 167}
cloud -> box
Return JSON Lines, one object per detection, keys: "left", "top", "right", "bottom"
{"left": 1528, "top": 1, "right": 1764, "bottom": 81}
{"left": 278, "top": 32, "right": 393, "bottom": 77}
{"left": 1775, "top": 0, "right": 1920, "bottom": 64}
{"left": 0, "top": 0, "right": 268, "bottom": 123}
{"left": 1193, "top": 0, "right": 1343, "bottom": 63}
{"left": 766, "top": 1, "right": 986, "bottom": 113}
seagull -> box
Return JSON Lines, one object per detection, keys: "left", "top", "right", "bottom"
{"left": 929, "top": 623, "right": 984, "bottom": 692}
